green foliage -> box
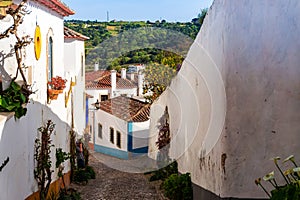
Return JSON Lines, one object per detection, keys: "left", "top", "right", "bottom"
{"left": 162, "top": 173, "right": 193, "bottom": 200}
{"left": 57, "top": 188, "right": 81, "bottom": 200}
{"left": 255, "top": 155, "right": 300, "bottom": 199}
{"left": 74, "top": 166, "right": 96, "bottom": 184}
{"left": 34, "top": 120, "right": 55, "bottom": 200}
{"left": 85, "top": 166, "right": 96, "bottom": 179}
{"left": 270, "top": 181, "right": 300, "bottom": 200}
{"left": 143, "top": 63, "right": 176, "bottom": 103}
{"left": 149, "top": 161, "right": 178, "bottom": 182}
{"left": 56, "top": 148, "right": 70, "bottom": 169}
{"left": 0, "top": 81, "right": 29, "bottom": 119}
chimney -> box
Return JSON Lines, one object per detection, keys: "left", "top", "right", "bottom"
{"left": 138, "top": 71, "right": 144, "bottom": 96}
{"left": 127, "top": 72, "right": 135, "bottom": 81}
{"left": 94, "top": 62, "right": 99, "bottom": 71}
{"left": 121, "top": 68, "right": 126, "bottom": 79}
{"left": 111, "top": 70, "right": 116, "bottom": 97}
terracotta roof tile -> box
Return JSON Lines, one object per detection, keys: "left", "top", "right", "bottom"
{"left": 64, "top": 26, "right": 89, "bottom": 40}
{"left": 100, "top": 96, "right": 150, "bottom": 122}
{"left": 33, "top": 0, "right": 74, "bottom": 16}
{"left": 86, "top": 70, "right": 137, "bottom": 89}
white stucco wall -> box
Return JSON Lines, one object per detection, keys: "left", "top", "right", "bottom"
{"left": 149, "top": 0, "right": 300, "bottom": 199}
{"left": 132, "top": 121, "right": 150, "bottom": 149}
{"left": 0, "top": 1, "right": 74, "bottom": 199}
{"left": 94, "top": 109, "right": 128, "bottom": 151}
{"left": 64, "top": 39, "right": 86, "bottom": 135}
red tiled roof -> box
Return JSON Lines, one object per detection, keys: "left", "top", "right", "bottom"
{"left": 86, "top": 70, "right": 137, "bottom": 89}
{"left": 33, "top": 0, "right": 74, "bottom": 17}
{"left": 64, "top": 26, "right": 89, "bottom": 40}
{"left": 100, "top": 96, "right": 150, "bottom": 122}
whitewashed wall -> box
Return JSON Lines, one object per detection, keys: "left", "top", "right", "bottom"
{"left": 149, "top": 0, "right": 300, "bottom": 199}
{"left": 132, "top": 121, "right": 150, "bottom": 149}
{"left": 0, "top": 1, "right": 73, "bottom": 199}
{"left": 64, "top": 39, "right": 86, "bottom": 135}
{"left": 94, "top": 109, "right": 128, "bottom": 152}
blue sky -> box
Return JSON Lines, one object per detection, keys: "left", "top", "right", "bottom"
{"left": 63, "top": 0, "right": 214, "bottom": 22}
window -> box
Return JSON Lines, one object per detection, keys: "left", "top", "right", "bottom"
{"left": 116, "top": 131, "right": 121, "bottom": 148}
{"left": 98, "top": 123, "right": 102, "bottom": 139}
{"left": 110, "top": 127, "right": 114, "bottom": 144}
{"left": 47, "top": 37, "right": 53, "bottom": 81}
{"left": 81, "top": 54, "right": 84, "bottom": 79}
{"left": 90, "top": 125, "right": 92, "bottom": 134}
{"left": 101, "top": 95, "right": 108, "bottom": 102}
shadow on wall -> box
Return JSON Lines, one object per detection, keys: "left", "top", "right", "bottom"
{"left": 0, "top": 101, "right": 75, "bottom": 200}
{"left": 0, "top": 49, "right": 14, "bottom": 90}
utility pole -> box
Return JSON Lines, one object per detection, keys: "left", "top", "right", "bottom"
{"left": 107, "top": 11, "right": 109, "bottom": 22}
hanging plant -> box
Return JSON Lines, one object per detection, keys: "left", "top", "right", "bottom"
{"left": 47, "top": 76, "right": 67, "bottom": 101}
{"left": 0, "top": 81, "right": 30, "bottom": 119}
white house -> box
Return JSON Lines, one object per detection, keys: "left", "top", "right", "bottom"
{"left": 86, "top": 68, "right": 144, "bottom": 107}
{"left": 90, "top": 96, "right": 150, "bottom": 159}
{"left": 0, "top": 1, "right": 86, "bottom": 199}
{"left": 148, "top": 0, "right": 300, "bottom": 199}
{"left": 64, "top": 26, "right": 89, "bottom": 135}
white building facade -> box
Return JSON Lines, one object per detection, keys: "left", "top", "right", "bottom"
{"left": 148, "top": 0, "right": 300, "bottom": 199}
{"left": 0, "top": 1, "right": 86, "bottom": 199}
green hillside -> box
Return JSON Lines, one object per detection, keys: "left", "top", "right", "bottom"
{"left": 64, "top": 10, "right": 207, "bottom": 71}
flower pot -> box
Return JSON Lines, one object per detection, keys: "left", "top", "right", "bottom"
{"left": 48, "top": 89, "right": 60, "bottom": 100}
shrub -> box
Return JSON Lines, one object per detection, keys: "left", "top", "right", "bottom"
{"left": 149, "top": 161, "right": 178, "bottom": 182}
{"left": 74, "top": 166, "right": 96, "bottom": 184}
{"left": 85, "top": 166, "right": 96, "bottom": 179}
{"left": 162, "top": 173, "right": 193, "bottom": 200}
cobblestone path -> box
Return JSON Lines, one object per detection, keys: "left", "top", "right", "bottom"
{"left": 70, "top": 152, "right": 166, "bottom": 200}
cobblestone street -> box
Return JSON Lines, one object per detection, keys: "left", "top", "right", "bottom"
{"left": 70, "top": 152, "right": 166, "bottom": 200}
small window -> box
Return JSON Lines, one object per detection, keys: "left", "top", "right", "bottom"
{"left": 98, "top": 123, "right": 102, "bottom": 139}
{"left": 101, "top": 95, "right": 108, "bottom": 102}
{"left": 47, "top": 37, "right": 53, "bottom": 82}
{"left": 90, "top": 125, "right": 92, "bottom": 134}
{"left": 110, "top": 127, "right": 114, "bottom": 144}
{"left": 116, "top": 131, "right": 121, "bottom": 148}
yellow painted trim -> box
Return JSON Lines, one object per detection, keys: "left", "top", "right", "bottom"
{"left": 65, "top": 77, "right": 76, "bottom": 107}
{"left": 0, "top": 1, "right": 12, "bottom": 7}
{"left": 34, "top": 25, "right": 42, "bottom": 60}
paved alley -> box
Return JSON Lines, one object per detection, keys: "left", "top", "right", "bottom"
{"left": 70, "top": 152, "right": 166, "bottom": 200}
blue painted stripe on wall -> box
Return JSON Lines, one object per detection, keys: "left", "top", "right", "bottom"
{"left": 127, "top": 122, "right": 133, "bottom": 151}
{"left": 94, "top": 144, "right": 129, "bottom": 159}
{"left": 131, "top": 146, "right": 148, "bottom": 154}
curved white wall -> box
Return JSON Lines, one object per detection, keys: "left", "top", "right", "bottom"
{"left": 149, "top": 0, "right": 300, "bottom": 198}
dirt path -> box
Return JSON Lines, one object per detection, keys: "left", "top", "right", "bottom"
{"left": 70, "top": 152, "right": 167, "bottom": 200}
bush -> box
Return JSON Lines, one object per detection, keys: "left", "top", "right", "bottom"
{"left": 74, "top": 166, "right": 96, "bottom": 184}
{"left": 149, "top": 161, "right": 178, "bottom": 182}
{"left": 58, "top": 188, "right": 81, "bottom": 200}
{"left": 270, "top": 181, "right": 300, "bottom": 200}
{"left": 162, "top": 173, "right": 193, "bottom": 200}
{"left": 85, "top": 166, "right": 96, "bottom": 179}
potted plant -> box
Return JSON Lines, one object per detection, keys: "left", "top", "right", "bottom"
{"left": 47, "top": 76, "right": 67, "bottom": 100}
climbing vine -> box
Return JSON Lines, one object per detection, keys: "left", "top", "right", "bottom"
{"left": 34, "top": 120, "right": 55, "bottom": 200}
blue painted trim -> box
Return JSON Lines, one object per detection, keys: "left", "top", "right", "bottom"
{"left": 127, "top": 122, "right": 133, "bottom": 151}
{"left": 94, "top": 144, "right": 128, "bottom": 159}
{"left": 131, "top": 146, "right": 148, "bottom": 154}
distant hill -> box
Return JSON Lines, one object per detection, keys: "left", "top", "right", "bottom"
{"left": 64, "top": 13, "right": 206, "bottom": 71}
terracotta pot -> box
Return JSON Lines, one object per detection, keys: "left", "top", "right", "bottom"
{"left": 48, "top": 89, "right": 60, "bottom": 100}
